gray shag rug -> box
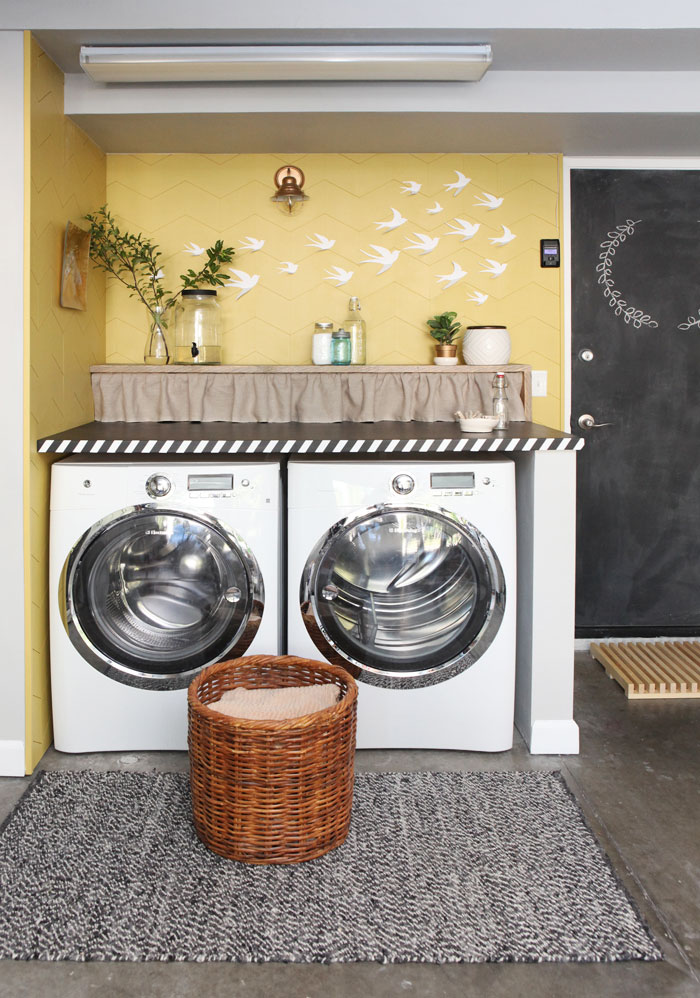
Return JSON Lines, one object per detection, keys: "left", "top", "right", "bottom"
{"left": 0, "top": 770, "right": 661, "bottom": 963}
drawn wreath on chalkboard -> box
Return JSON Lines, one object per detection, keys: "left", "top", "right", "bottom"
{"left": 596, "top": 220, "right": 659, "bottom": 329}
{"left": 678, "top": 309, "right": 700, "bottom": 331}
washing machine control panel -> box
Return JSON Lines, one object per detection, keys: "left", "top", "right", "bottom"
{"left": 392, "top": 474, "right": 415, "bottom": 495}
{"left": 145, "top": 473, "right": 172, "bottom": 498}
{"left": 186, "top": 473, "right": 235, "bottom": 498}
{"left": 429, "top": 471, "right": 476, "bottom": 497}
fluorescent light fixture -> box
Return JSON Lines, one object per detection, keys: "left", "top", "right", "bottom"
{"left": 79, "top": 44, "right": 492, "bottom": 84}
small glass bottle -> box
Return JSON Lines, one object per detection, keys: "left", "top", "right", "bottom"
{"left": 174, "top": 289, "right": 222, "bottom": 364}
{"left": 492, "top": 372, "right": 509, "bottom": 429}
{"left": 346, "top": 296, "right": 367, "bottom": 364}
{"left": 331, "top": 328, "right": 352, "bottom": 365}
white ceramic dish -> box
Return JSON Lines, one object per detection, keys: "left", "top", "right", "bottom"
{"left": 458, "top": 416, "right": 499, "bottom": 433}
{"left": 433, "top": 356, "right": 459, "bottom": 366}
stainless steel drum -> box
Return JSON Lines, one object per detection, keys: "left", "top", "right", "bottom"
{"left": 60, "top": 505, "right": 264, "bottom": 690}
{"left": 300, "top": 503, "right": 505, "bottom": 689}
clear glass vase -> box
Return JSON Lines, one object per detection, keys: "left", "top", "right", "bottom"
{"left": 144, "top": 307, "right": 171, "bottom": 365}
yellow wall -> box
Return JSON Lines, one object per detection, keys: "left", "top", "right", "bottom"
{"left": 105, "top": 153, "right": 563, "bottom": 427}
{"left": 26, "top": 37, "right": 106, "bottom": 771}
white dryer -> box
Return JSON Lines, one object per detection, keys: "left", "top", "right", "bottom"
{"left": 287, "top": 460, "right": 516, "bottom": 751}
{"left": 50, "top": 459, "right": 281, "bottom": 753}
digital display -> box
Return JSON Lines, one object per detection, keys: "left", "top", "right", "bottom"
{"left": 430, "top": 472, "right": 475, "bottom": 489}
{"left": 540, "top": 238, "right": 560, "bottom": 267}
{"left": 187, "top": 474, "right": 233, "bottom": 491}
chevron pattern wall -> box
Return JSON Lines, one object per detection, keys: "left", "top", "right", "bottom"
{"left": 28, "top": 38, "right": 106, "bottom": 770}
{"left": 105, "top": 153, "right": 563, "bottom": 427}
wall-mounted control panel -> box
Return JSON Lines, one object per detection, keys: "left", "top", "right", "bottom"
{"left": 540, "top": 239, "right": 560, "bottom": 268}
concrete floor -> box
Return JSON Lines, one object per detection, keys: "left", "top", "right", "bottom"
{"left": 0, "top": 650, "right": 699, "bottom": 998}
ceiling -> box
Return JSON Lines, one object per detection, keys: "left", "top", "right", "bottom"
{"left": 25, "top": 19, "right": 700, "bottom": 155}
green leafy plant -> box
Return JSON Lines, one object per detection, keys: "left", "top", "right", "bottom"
{"left": 427, "top": 310, "right": 462, "bottom": 345}
{"left": 84, "top": 205, "right": 235, "bottom": 323}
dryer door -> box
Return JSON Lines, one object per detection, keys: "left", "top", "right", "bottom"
{"left": 60, "top": 505, "right": 264, "bottom": 690}
{"left": 300, "top": 504, "right": 505, "bottom": 689}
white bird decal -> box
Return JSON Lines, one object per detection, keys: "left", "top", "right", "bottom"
{"left": 404, "top": 233, "right": 440, "bottom": 255}
{"left": 480, "top": 258, "right": 508, "bottom": 278}
{"left": 374, "top": 208, "right": 407, "bottom": 232}
{"left": 446, "top": 218, "right": 481, "bottom": 241}
{"left": 151, "top": 269, "right": 164, "bottom": 280}
{"left": 427, "top": 202, "right": 444, "bottom": 214}
{"left": 473, "top": 191, "right": 504, "bottom": 210}
{"left": 278, "top": 261, "right": 298, "bottom": 274}
{"left": 444, "top": 171, "right": 471, "bottom": 197}
{"left": 400, "top": 180, "right": 422, "bottom": 195}
{"left": 306, "top": 233, "right": 336, "bottom": 251}
{"left": 240, "top": 236, "right": 265, "bottom": 252}
{"left": 467, "top": 290, "right": 489, "bottom": 305}
{"left": 324, "top": 267, "right": 354, "bottom": 287}
{"left": 225, "top": 268, "right": 260, "bottom": 299}
{"left": 360, "top": 245, "right": 400, "bottom": 275}
{"left": 489, "top": 224, "right": 516, "bottom": 245}
{"left": 183, "top": 241, "right": 205, "bottom": 256}
{"left": 436, "top": 261, "right": 468, "bottom": 289}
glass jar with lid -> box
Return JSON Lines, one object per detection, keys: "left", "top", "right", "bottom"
{"left": 174, "top": 289, "right": 222, "bottom": 364}
{"left": 312, "top": 321, "right": 333, "bottom": 365}
{"left": 331, "top": 328, "right": 352, "bottom": 365}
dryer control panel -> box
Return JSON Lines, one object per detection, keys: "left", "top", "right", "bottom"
{"left": 429, "top": 471, "right": 476, "bottom": 496}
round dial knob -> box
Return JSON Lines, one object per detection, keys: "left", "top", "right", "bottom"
{"left": 145, "top": 473, "right": 171, "bottom": 498}
{"left": 392, "top": 474, "right": 415, "bottom": 495}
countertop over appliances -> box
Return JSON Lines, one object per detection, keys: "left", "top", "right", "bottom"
{"left": 37, "top": 419, "right": 582, "bottom": 455}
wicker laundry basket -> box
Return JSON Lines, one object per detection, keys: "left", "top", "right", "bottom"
{"left": 188, "top": 654, "right": 358, "bottom": 864}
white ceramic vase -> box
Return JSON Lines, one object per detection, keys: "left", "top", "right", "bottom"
{"left": 462, "top": 326, "right": 511, "bottom": 366}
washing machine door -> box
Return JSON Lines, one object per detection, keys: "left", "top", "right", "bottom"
{"left": 60, "top": 505, "right": 264, "bottom": 690}
{"left": 300, "top": 503, "right": 505, "bottom": 689}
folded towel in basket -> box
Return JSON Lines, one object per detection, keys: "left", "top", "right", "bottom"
{"left": 210, "top": 684, "right": 340, "bottom": 721}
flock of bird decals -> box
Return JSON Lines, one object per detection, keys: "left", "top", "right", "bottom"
{"left": 181, "top": 172, "right": 514, "bottom": 300}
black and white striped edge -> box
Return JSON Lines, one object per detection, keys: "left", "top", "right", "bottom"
{"left": 37, "top": 436, "right": 584, "bottom": 455}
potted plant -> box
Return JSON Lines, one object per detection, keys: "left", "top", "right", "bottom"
{"left": 85, "top": 206, "right": 235, "bottom": 364}
{"left": 427, "top": 311, "right": 462, "bottom": 366}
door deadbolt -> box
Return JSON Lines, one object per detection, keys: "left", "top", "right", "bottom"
{"left": 578, "top": 348, "right": 595, "bottom": 362}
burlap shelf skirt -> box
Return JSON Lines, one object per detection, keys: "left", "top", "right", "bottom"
{"left": 91, "top": 365, "right": 531, "bottom": 423}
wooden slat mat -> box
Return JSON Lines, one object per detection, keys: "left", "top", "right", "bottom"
{"left": 591, "top": 641, "right": 700, "bottom": 699}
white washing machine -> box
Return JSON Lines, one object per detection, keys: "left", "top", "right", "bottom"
{"left": 50, "top": 459, "right": 281, "bottom": 753}
{"left": 287, "top": 460, "right": 516, "bottom": 751}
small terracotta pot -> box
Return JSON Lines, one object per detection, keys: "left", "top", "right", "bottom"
{"left": 435, "top": 344, "right": 458, "bottom": 358}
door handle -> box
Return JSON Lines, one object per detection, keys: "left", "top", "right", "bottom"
{"left": 578, "top": 413, "right": 612, "bottom": 430}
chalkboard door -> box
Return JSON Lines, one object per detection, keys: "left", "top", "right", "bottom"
{"left": 571, "top": 169, "right": 700, "bottom": 637}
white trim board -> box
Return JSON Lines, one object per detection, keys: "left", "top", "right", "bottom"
{"left": 0, "top": 740, "right": 26, "bottom": 778}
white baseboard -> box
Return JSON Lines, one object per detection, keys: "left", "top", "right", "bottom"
{"left": 0, "top": 740, "right": 25, "bottom": 776}
{"left": 527, "top": 719, "right": 580, "bottom": 755}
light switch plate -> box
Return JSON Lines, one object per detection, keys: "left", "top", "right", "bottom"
{"left": 531, "top": 370, "right": 548, "bottom": 396}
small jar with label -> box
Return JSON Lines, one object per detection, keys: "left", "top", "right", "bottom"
{"left": 312, "top": 321, "right": 333, "bottom": 365}
{"left": 331, "top": 328, "right": 352, "bottom": 365}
